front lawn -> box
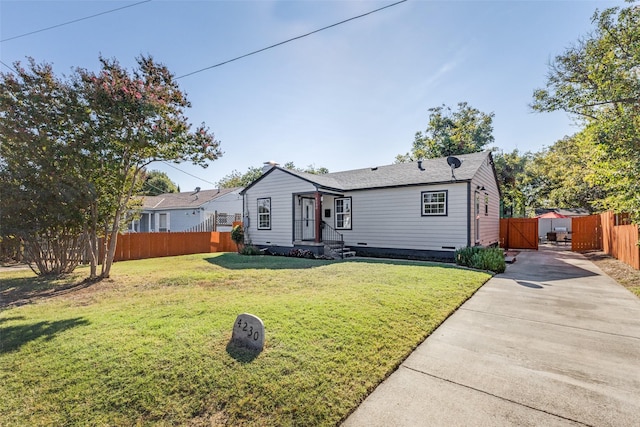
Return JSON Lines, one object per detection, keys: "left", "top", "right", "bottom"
{"left": 0, "top": 253, "right": 491, "bottom": 426}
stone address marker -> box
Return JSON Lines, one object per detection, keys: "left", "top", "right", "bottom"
{"left": 232, "top": 313, "right": 265, "bottom": 351}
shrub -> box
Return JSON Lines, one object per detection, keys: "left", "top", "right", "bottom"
{"left": 240, "top": 244, "right": 262, "bottom": 256}
{"left": 231, "top": 225, "right": 244, "bottom": 253}
{"left": 288, "top": 249, "right": 316, "bottom": 259}
{"left": 455, "top": 246, "right": 505, "bottom": 273}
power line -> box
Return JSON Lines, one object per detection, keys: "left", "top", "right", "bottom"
{"left": 0, "top": 0, "right": 152, "bottom": 43}
{"left": 161, "top": 161, "right": 218, "bottom": 187}
{"left": 0, "top": 60, "right": 17, "bottom": 74}
{"left": 176, "top": 0, "right": 408, "bottom": 80}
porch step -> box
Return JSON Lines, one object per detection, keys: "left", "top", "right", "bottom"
{"left": 335, "top": 247, "right": 356, "bottom": 258}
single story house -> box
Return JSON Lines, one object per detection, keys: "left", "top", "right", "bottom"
{"left": 128, "top": 187, "right": 243, "bottom": 233}
{"left": 240, "top": 151, "right": 500, "bottom": 260}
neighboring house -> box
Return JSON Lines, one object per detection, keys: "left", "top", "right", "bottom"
{"left": 128, "top": 187, "right": 243, "bottom": 233}
{"left": 240, "top": 151, "right": 500, "bottom": 260}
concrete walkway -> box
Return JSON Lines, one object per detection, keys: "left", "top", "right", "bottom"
{"left": 343, "top": 248, "right": 640, "bottom": 426}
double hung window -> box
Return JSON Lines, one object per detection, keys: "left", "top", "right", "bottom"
{"left": 257, "top": 198, "right": 271, "bottom": 230}
{"left": 422, "top": 191, "right": 447, "bottom": 216}
{"left": 335, "top": 197, "right": 352, "bottom": 229}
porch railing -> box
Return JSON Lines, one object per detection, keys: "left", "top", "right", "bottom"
{"left": 293, "top": 220, "right": 345, "bottom": 258}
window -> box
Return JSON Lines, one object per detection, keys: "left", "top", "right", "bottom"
{"left": 484, "top": 194, "right": 489, "bottom": 216}
{"left": 422, "top": 191, "right": 447, "bottom": 216}
{"left": 257, "top": 198, "right": 271, "bottom": 230}
{"left": 335, "top": 197, "right": 352, "bottom": 229}
{"left": 158, "top": 213, "right": 168, "bottom": 232}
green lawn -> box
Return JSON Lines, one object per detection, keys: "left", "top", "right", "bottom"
{"left": 0, "top": 253, "right": 491, "bottom": 426}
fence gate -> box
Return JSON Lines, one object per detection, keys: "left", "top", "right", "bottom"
{"left": 571, "top": 214, "right": 602, "bottom": 252}
{"left": 500, "top": 218, "right": 538, "bottom": 250}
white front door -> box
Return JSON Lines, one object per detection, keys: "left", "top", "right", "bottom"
{"left": 302, "top": 198, "right": 315, "bottom": 240}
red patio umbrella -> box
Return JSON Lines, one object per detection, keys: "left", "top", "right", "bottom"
{"left": 537, "top": 211, "right": 569, "bottom": 239}
{"left": 536, "top": 212, "right": 568, "bottom": 219}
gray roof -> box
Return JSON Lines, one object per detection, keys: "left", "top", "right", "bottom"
{"left": 267, "top": 151, "right": 493, "bottom": 192}
{"left": 141, "top": 187, "right": 241, "bottom": 210}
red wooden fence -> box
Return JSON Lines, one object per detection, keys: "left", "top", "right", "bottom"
{"left": 600, "top": 212, "right": 640, "bottom": 270}
{"left": 571, "top": 215, "right": 602, "bottom": 252}
{"left": 111, "top": 232, "right": 236, "bottom": 262}
{"left": 499, "top": 218, "right": 538, "bottom": 250}
{"left": 571, "top": 212, "right": 639, "bottom": 270}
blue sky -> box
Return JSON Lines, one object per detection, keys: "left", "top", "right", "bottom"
{"left": 0, "top": 0, "right": 627, "bottom": 191}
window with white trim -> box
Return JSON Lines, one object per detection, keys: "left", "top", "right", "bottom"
{"left": 422, "top": 190, "right": 447, "bottom": 216}
{"left": 159, "top": 213, "right": 168, "bottom": 232}
{"left": 257, "top": 198, "right": 271, "bottom": 230}
{"left": 335, "top": 197, "right": 352, "bottom": 229}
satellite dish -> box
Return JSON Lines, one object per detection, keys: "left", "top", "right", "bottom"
{"left": 447, "top": 156, "right": 462, "bottom": 169}
{"left": 446, "top": 156, "right": 462, "bottom": 181}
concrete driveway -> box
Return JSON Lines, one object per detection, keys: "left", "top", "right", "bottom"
{"left": 343, "top": 247, "right": 640, "bottom": 426}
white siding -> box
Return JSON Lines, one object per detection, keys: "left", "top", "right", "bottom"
{"left": 201, "top": 190, "right": 243, "bottom": 216}
{"left": 327, "top": 183, "right": 469, "bottom": 252}
{"left": 470, "top": 155, "right": 500, "bottom": 247}
{"left": 244, "top": 170, "right": 316, "bottom": 246}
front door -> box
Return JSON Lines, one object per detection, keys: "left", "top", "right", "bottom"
{"left": 302, "top": 198, "right": 315, "bottom": 240}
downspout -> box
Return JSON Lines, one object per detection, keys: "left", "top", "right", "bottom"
{"left": 467, "top": 182, "right": 471, "bottom": 247}
{"left": 315, "top": 191, "right": 322, "bottom": 243}
{"left": 291, "top": 194, "right": 296, "bottom": 244}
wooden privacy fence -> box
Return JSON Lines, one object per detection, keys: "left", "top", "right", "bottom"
{"left": 600, "top": 211, "right": 640, "bottom": 270}
{"left": 110, "top": 232, "right": 236, "bottom": 262}
{"left": 571, "top": 215, "right": 602, "bottom": 252}
{"left": 499, "top": 218, "right": 538, "bottom": 250}
{"left": 571, "top": 212, "right": 640, "bottom": 270}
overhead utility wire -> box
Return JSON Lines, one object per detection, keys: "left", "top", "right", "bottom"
{"left": 0, "top": 60, "right": 17, "bottom": 74}
{"left": 161, "top": 161, "right": 218, "bottom": 187}
{"left": 0, "top": 0, "right": 152, "bottom": 43}
{"left": 176, "top": 0, "right": 408, "bottom": 80}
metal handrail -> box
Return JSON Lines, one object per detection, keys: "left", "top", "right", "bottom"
{"left": 292, "top": 220, "right": 345, "bottom": 258}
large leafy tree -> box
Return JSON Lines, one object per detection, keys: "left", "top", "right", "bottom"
{"left": 139, "top": 170, "right": 179, "bottom": 195}
{"left": 0, "top": 60, "right": 93, "bottom": 275}
{"left": 0, "top": 56, "right": 222, "bottom": 278}
{"left": 532, "top": 2, "right": 640, "bottom": 220}
{"left": 525, "top": 130, "right": 606, "bottom": 212}
{"left": 217, "top": 163, "right": 328, "bottom": 188}
{"left": 396, "top": 102, "right": 494, "bottom": 162}
{"left": 492, "top": 149, "right": 533, "bottom": 217}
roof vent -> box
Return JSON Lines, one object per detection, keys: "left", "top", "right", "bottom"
{"left": 371, "top": 166, "right": 378, "bottom": 171}
{"left": 417, "top": 160, "right": 425, "bottom": 171}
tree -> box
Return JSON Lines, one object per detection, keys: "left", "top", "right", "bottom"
{"left": 492, "top": 149, "right": 533, "bottom": 217}
{"left": 531, "top": 2, "right": 640, "bottom": 220}
{"left": 0, "top": 60, "right": 93, "bottom": 275}
{"left": 282, "top": 162, "right": 329, "bottom": 175}
{"left": 525, "top": 130, "right": 606, "bottom": 212}
{"left": 396, "top": 102, "right": 494, "bottom": 162}
{"left": 217, "top": 166, "right": 263, "bottom": 188}
{"left": 217, "top": 163, "right": 328, "bottom": 188}
{"left": 0, "top": 56, "right": 222, "bottom": 278}
{"left": 140, "top": 170, "right": 179, "bottom": 195}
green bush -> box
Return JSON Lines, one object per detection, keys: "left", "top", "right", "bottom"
{"left": 455, "top": 246, "right": 505, "bottom": 273}
{"left": 240, "top": 244, "right": 262, "bottom": 256}
{"left": 231, "top": 225, "right": 244, "bottom": 253}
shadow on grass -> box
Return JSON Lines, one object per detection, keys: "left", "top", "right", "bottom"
{"left": 0, "top": 275, "right": 100, "bottom": 310}
{"left": 204, "top": 253, "right": 334, "bottom": 270}
{"left": 342, "top": 257, "right": 457, "bottom": 268}
{"left": 205, "top": 253, "right": 456, "bottom": 271}
{"left": 0, "top": 317, "right": 90, "bottom": 353}
{"left": 225, "top": 340, "right": 260, "bottom": 363}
